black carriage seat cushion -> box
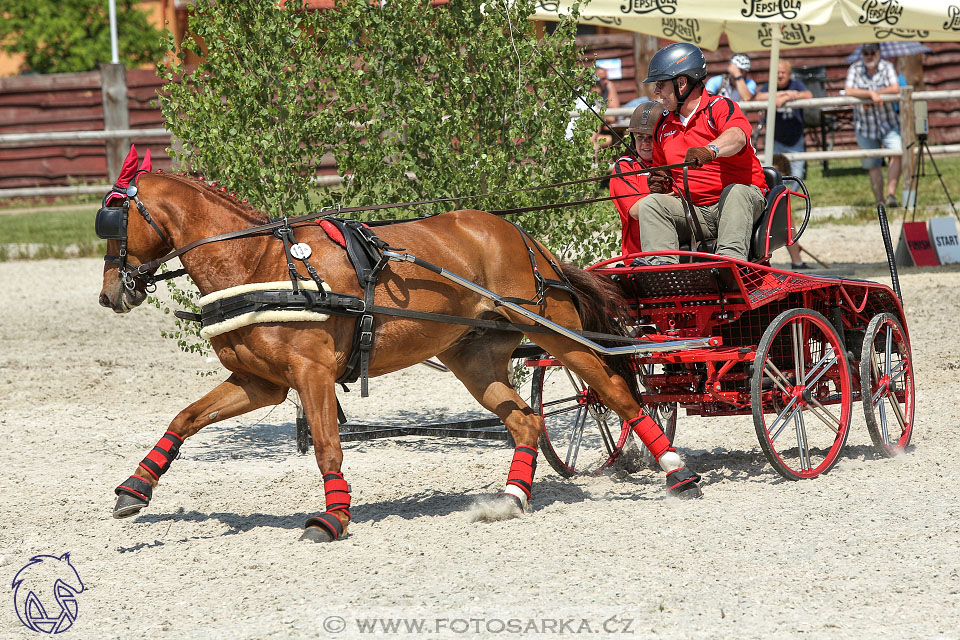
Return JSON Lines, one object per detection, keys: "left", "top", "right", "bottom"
{"left": 763, "top": 166, "right": 783, "bottom": 191}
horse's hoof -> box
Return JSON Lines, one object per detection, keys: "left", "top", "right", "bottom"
{"left": 113, "top": 493, "right": 148, "bottom": 518}
{"left": 666, "top": 467, "right": 703, "bottom": 500}
{"left": 469, "top": 493, "right": 526, "bottom": 523}
{"left": 672, "top": 482, "right": 703, "bottom": 500}
{"left": 113, "top": 475, "right": 153, "bottom": 518}
{"left": 299, "top": 526, "right": 335, "bottom": 543}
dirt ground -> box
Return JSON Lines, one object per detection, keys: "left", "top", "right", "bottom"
{"left": 1, "top": 220, "right": 959, "bottom": 639}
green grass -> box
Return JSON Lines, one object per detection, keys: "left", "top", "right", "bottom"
{"left": 800, "top": 154, "right": 960, "bottom": 218}
{"left": 3, "top": 157, "right": 959, "bottom": 260}
{"left": 0, "top": 206, "right": 106, "bottom": 260}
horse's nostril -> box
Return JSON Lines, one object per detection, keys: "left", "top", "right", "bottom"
{"left": 99, "top": 293, "right": 111, "bottom": 308}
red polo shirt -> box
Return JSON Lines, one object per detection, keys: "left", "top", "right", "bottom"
{"left": 609, "top": 155, "right": 651, "bottom": 257}
{"left": 653, "top": 92, "right": 767, "bottom": 206}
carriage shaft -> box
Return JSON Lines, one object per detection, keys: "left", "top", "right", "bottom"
{"left": 385, "top": 251, "right": 714, "bottom": 356}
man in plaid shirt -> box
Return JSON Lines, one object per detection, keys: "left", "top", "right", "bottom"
{"left": 845, "top": 43, "right": 902, "bottom": 208}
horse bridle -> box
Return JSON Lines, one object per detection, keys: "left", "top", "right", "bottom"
{"left": 96, "top": 183, "right": 174, "bottom": 292}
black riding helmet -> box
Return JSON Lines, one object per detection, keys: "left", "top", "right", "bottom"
{"left": 643, "top": 42, "right": 708, "bottom": 113}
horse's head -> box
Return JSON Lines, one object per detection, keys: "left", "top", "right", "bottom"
{"left": 97, "top": 146, "right": 174, "bottom": 313}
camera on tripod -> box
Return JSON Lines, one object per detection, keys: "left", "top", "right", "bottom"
{"left": 914, "top": 101, "right": 928, "bottom": 137}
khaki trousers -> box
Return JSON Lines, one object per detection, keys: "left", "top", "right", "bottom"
{"left": 634, "top": 184, "right": 766, "bottom": 263}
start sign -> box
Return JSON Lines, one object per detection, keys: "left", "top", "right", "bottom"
{"left": 896, "top": 221, "right": 940, "bottom": 267}
{"left": 929, "top": 216, "right": 960, "bottom": 265}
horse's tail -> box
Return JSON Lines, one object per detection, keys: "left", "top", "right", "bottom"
{"left": 556, "top": 262, "right": 641, "bottom": 402}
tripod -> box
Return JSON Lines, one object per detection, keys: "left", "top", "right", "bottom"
{"left": 905, "top": 133, "right": 960, "bottom": 224}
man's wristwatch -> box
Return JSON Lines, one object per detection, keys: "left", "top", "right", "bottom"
{"left": 707, "top": 144, "right": 720, "bottom": 159}
{"left": 731, "top": 75, "right": 743, "bottom": 81}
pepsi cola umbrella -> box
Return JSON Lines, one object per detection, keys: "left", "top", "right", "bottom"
{"left": 533, "top": 0, "right": 960, "bottom": 162}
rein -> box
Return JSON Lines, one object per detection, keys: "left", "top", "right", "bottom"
{"left": 102, "top": 160, "right": 695, "bottom": 289}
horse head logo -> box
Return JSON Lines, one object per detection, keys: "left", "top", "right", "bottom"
{"left": 11, "top": 553, "right": 85, "bottom": 634}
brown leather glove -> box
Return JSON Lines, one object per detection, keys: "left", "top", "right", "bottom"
{"left": 684, "top": 146, "right": 717, "bottom": 168}
{"left": 646, "top": 171, "right": 673, "bottom": 194}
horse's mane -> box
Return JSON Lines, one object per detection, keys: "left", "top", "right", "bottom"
{"left": 157, "top": 173, "right": 272, "bottom": 225}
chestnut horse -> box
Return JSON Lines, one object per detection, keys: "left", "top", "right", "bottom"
{"left": 98, "top": 150, "right": 702, "bottom": 542}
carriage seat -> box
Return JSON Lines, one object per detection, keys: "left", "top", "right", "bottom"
{"left": 747, "top": 167, "right": 792, "bottom": 262}
{"left": 681, "top": 167, "right": 789, "bottom": 262}
{"left": 661, "top": 167, "right": 793, "bottom": 263}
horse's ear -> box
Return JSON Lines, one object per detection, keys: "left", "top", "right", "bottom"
{"left": 139, "top": 149, "right": 152, "bottom": 173}
{"left": 115, "top": 144, "right": 140, "bottom": 189}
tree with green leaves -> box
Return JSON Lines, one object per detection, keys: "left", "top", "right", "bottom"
{"left": 159, "top": 1, "right": 332, "bottom": 217}
{"left": 0, "top": 0, "right": 166, "bottom": 74}
{"left": 156, "top": 0, "right": 619, "bottom": 360}
{"left": 321, "top": 0, "right": 612, "bottom": 259}
{"left": 161, "top": 0, "right": 614, "bottom": 257}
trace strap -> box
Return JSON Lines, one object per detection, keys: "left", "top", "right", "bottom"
{"left": 128, "top": 161, "right": 697, "bottom": 280}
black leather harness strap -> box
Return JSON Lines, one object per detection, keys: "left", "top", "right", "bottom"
{"left": 183, "top": 291, "right": 648, "bottom": 344}
{"left": 496, "top": 221, "right": 581, "bottom": 315}
{"left": 320, "top": 218, "right": 394, "bottom": 397}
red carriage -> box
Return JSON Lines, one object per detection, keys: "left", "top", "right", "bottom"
{"left": 525, "top": 167, "right": 914, "bottom": 480}
{"left": 97, "top": 147, "right": 914, "bottom": 541}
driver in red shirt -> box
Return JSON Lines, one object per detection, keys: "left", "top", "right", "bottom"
{"left": 633, "top": 43, "right": 768, "bottom": 265}
{"left": 609, "top": 100, "right": 664, "bottom": 259}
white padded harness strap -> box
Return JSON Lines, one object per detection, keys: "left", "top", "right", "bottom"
{"left": 198, "top": 281, "right": 332, "bottom": 340}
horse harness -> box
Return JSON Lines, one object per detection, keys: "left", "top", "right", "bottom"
{"left": 97, "top": 188, "right": 586, "bottom": 397}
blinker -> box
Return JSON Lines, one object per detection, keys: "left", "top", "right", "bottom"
{"left": 96, "top": 205, "right": 127, "bottom": 240}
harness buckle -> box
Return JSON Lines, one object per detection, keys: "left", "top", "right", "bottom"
{"left": 358, "top": 315, "right": 374, "bottom": 347}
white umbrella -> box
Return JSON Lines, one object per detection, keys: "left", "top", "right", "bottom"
{"left": 534, "top": 0, "right": 960, "bottom": 163}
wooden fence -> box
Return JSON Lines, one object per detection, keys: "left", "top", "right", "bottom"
{"left": 2, "top": 38, "right": 960, "bottom": 193}
{"left": 0, "top": 68, "right": 172, "bottom": 190}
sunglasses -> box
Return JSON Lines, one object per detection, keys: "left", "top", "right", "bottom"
{"left": 655, "top": 80, "right": 665, "bottom": 91}
{"left": 862, "top": 49, "right": 880, "bottom": 56}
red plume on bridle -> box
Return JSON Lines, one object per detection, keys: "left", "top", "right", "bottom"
{"left": 106, "top": 145, "right": 152, "bottom": 205}
{"left": 114, "top": 145, "right": 140, "bottom": 190}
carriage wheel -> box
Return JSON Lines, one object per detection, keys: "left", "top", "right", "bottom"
{"left": 530, "top": 364, "right": 630, "bottom": 477}
{"left": 860, "top": 313, "right": 915, "bottom": 457}
{"left": 751, "top": 308, "right": 853, "bottom": 479}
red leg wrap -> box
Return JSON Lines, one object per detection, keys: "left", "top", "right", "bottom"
{"left": 323, "top": 472, "right": 351, "bottom": 520}
{"left": 504, "top": 445, "right": 538, "bottom": 499}
{"left": 138, "top": 431, "right": 184, "bottom": 481}
{"left": 625, "top": 414, "right": 670, "bottom": 461}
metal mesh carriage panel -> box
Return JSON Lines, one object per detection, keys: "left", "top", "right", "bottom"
{"left": 617, "top": 264, "right": 742, "bottom": 301}
{"left": 720, "top": 294, "right": 805, "bottom": 348}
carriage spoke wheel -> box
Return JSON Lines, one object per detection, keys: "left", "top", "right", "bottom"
{"left": 860, "top": 312, "right": 914, "bottom": 457}
{"left": 751, "top": 308, "right": 852, "bottom": 479}
{"left": 530, "top": 364, "right": 629, "bottom": 477}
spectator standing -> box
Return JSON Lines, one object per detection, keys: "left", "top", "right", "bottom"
{"left": 609, "top": 101, "right": 664, "bottom": 258}
{"left": 704, "top": 54, "right": 757, "bottom": 102}
{"left": 755, "top": 59, "right": 813, "bottom": 180}
{"left": 844, "top": 42, "right": 902, "bottom": 208}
